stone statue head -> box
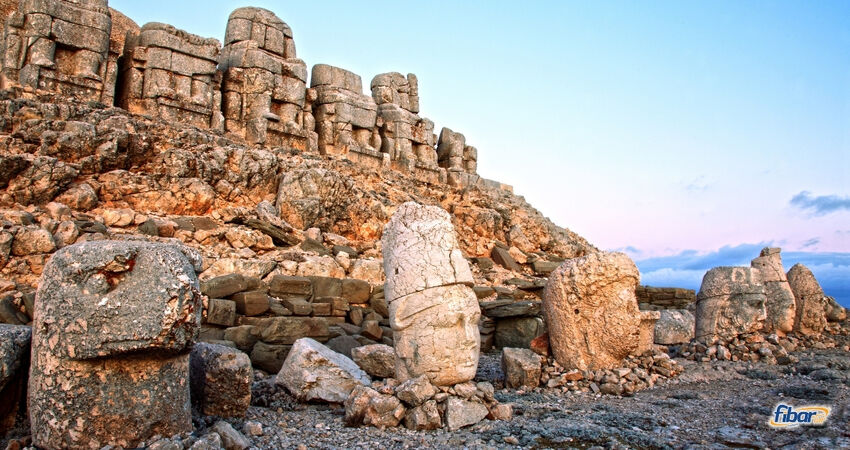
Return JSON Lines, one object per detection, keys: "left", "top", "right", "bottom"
{"left": 390, "top": 284, "right": 480, "bottom": 386}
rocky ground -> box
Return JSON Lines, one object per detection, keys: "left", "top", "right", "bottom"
{"left": 175, "top": 346, "right": 846, "bottom": 450}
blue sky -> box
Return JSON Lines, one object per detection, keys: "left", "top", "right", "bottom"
{"left": 109, "top": 1, "right": 850, "bottom": 305}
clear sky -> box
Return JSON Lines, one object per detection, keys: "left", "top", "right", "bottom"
{"left": 109, "top": 1, "right": 850, "bottom": 304}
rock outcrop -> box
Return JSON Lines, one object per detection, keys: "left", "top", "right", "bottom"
{"left": 382, "top": 202, "right": 480, "bottom": 385}
{"left": 694, "top": 267, "right": 767, "bottom": 343}
{"left": 29, "top": 240, "right": 202, "bottom": 449}
{"left": 542, "top": 252, "right": 641, "bottom": 371}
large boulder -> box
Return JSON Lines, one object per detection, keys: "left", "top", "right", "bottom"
{"left": 29, "top": 241, "right": 202, "bottom": 449}
{"left": 190, "top": 343, "right": 253, "bottom": 418}
{"left": 276, "top": 338, "right": 371, "bottom": 403}
{"left": 541, "top": 252, "right": 641, "bottom": 371}
{"left": 654, "top": 310, "right": 695, "bottom": 345}
{"left": 382, "top": 202, "right": 480, "bottom": 386}
{"left": 750, "top": 248, "right": 795, "bottom": 335}
{"left": 694, "top": 267, "right": 766, "bottom": 343}
{"left": 787, "top": 264, "right": 828, "bottom": 335}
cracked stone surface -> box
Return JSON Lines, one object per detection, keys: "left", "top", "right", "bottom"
{"left": 382, "top": 202, "right": 479, "bottom": 386}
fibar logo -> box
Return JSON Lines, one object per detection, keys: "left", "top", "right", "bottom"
{"left": 769, "top": 403, "right": 831, "bottom": 428}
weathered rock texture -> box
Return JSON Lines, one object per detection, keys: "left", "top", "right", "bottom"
{"left": 636, "top": 310, "right": 660, "bottom": 354}
{"left": 311, "top": 64, "right": 379, "bottom": 156}
{"left": 750, "top": 247, "right": 795, "bottom": 335}
{"left": 0, "top": 323, "right": 30, "bottom": 434}
{"left": 542, "top": 252, "right": 641, "bottom": 371}
{"left": 787, "top": 263, "right": 828, "bottom": 336}
{"left": 118, "top": 22, "right": 222, "bottom": 129}
{"left": 694, "top": 267, "right": 766, "bottom": 344}
{"left": 382, "top": 202, "right": 480, "bottom": 385}
{"left": 1, "top": 0, "right": 115, "bottom": 103}
{"left": 29, "top": 240, "right": 201, "bottom": 449}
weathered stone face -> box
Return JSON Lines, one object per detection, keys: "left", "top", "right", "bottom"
{"left": 382, "top": 202, "right": 480, "bottom": 386}
{"left": 220, "top": 7, "right": 309, "bottom": 149}
{"left": 787, "top": 263, "right": 828, "bottom": 335}
{"left": 117, "top": 22, "right": 222, "bottom": 129}
{"left": 694, "top": 267, "right": 767, "bottom": 343}
{"left": 29, "top": 240, "right": 201, "bottom": 449}
{"left": 391, "top": 285, "right": 481, "bottom": 385}
{"left": 542, "top": 251, "right": 641, "bottom": 371}
{"left": 1, "top": 0, "right": 113, "bottom": 102}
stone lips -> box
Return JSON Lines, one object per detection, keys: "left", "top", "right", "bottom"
{"left": 542, "top": 251, "right": 641, "bottom": 371}
{"left": 34, "top": 240, "right": 203, "bottom": 359}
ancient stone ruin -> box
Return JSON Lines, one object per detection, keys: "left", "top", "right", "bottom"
{"left": 117, "top": 22, "right": 222, "bottom": 129}
{"left": 1, "top": 0, "right": 115, "bottom": 103}
{"left": 542, "top": 251, "right": 641, "bottom": 371}
{"left": 0, "top": 1, "right": 487, "bottom": 188}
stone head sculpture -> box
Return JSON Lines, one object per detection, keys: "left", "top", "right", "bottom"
{"left": 695, "top": 266, "right": 767, "bottom": 343}
{"left": 382, "top": 202, "right": 479, "bottom": 386}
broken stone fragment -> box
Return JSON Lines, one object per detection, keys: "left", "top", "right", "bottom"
{"left": 501, "top": 347, "right": 542, "bottom": 389}
{"left": 190, "top": 343, "right": 252, "bottom": 418}
{"left": 351, "top": 343, "right": 395, "bottom": 378}
{"left": 344, "top": 385, "right": 405, "bottom": 429}
{"left": 276, "top": 337, "right": 371, "bottom": 403}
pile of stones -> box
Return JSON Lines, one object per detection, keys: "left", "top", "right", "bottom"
{"left": 501, "top": 347, "right": 683, "bottom": 396}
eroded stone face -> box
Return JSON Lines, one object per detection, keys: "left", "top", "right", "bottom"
{"left": 694, "top": 266, "right": 766, "bottom": 343}
{"left": 542, "top": 251, "right": 641, "bottom": 371}
{"left": 382, "top": 202, "right": 480, "bottom": 386}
